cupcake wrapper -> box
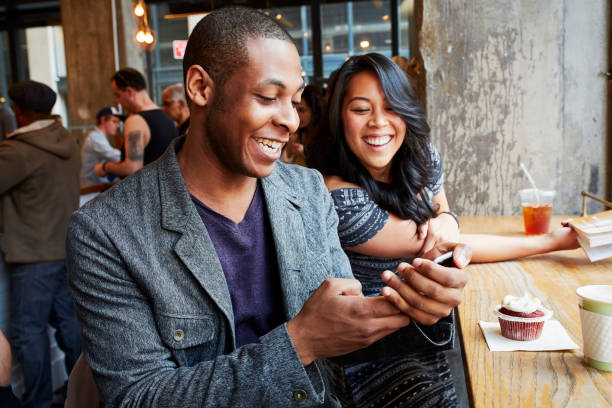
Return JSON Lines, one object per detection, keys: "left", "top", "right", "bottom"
{"left": 498, "top": 318, "right": 545, "bottom": 341}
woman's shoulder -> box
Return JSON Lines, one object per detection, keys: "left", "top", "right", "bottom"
{"left": 323, "top": 175, "right": 362, "bottom": 191}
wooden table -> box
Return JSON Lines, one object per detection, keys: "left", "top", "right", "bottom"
{"left": 458, "top": 215, "right": 612, "bottom": 407}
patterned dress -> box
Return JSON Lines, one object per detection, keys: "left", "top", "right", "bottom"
{"left": 327, "top": 183, "right": 458, "bottom": 407}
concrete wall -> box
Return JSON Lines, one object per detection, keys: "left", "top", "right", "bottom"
{"left": 420, "top": 0, "right": 609, "bottom": 215}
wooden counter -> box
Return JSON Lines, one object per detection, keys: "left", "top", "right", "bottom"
{"left": 458, "top": 215, "right": 612, "bottom": 407}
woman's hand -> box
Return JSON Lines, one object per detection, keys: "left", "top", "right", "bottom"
{"left": 381, "top": 242, "right": 471, "bottom": 324}
{"left": 548, "top": 222, "right": 580, "bottom": 251}
{"left": 417, "top": 213, "right": 460, "bottom": 256}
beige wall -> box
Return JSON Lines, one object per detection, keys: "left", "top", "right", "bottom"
{"left": 420, "top": 0, "right": 609, "bottom": 215}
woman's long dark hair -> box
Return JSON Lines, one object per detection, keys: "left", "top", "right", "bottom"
{"left": 309, "top": 53, "right": 439, "bottom": 224}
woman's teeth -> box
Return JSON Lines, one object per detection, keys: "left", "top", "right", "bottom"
{"left": 365, "top": 135, "right": 391, "bottom": 146}
{"left": 255, "top": 137, "right": 282, "bottom": 152}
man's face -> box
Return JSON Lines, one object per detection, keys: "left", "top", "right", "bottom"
{"left": 161, "top": 89, "right": 181, "bottom": 122}
{"left": 100, "top": 115, "right": 121, "bottom": 137}
{"left": 204, "top": 37, "right": 304, "bottom": 179}
{"left": 111, "top": 80, "right": 134, "bottom": 113}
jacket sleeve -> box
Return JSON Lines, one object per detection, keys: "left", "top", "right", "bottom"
{"left": 66, "top": 210, "right": 330, "bottom": 408}
{"left": 0, "top": 141, "right": 30, "bottom": 195}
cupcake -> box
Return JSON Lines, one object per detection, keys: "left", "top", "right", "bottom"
{"left": 494, "top": 293, "right": 552, "bottom": 341}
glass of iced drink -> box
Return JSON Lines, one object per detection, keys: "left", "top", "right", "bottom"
{"left": 519, "top": 189, "right": 555, "bottom": 235}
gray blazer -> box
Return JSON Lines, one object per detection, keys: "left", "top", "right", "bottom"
{"left": 66, "top": 137, "right": 353, "bottom": 407}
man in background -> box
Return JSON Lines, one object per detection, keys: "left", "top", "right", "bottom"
{"left": 94, "top": 68, "right": 177, "bottom": 180}
{"left": 1, "top": 80, "right": 81, "bottom": 408}
{"left": 161, "top": 83, "right": 190, "bottom": 136}
{"left": 81, "top": 106, "right": 123, "bottom": 185}
{"left": 0, "top": 101, "right": 16, "bottom": 141}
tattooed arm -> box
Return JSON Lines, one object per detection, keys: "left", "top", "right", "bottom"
{"left": 94, "top": 114, "right": 150, "bottom": 178}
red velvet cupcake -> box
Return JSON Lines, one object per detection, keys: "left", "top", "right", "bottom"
{"left": 494, "top": 294, "right": 552, "bottom": 341}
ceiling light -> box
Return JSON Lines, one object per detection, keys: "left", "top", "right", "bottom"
{"left": 134, "top": 1, "right": 145, "bottom": 17}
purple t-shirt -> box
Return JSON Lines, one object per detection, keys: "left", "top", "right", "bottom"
{"left": 191, "top": 183, "right": 285, "bottom": 347}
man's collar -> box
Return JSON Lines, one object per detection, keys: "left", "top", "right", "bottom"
{"left": 7, "top": 119, "right": 56, "bottom": 139}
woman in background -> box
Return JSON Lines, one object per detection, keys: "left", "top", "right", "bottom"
{"left": 281, "top": 84, "right": 325, "bottom": 166}
{"left": 310, "top": 53, "right": 578, "bottom": 407}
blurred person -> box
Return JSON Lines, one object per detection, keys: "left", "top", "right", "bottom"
{"left": 281, "top": 84, "right": 325, "bottom": 166}
{"left": 81, "top": 106, "right": 124, "bottom": 185}
{"left": 161, "top": 83, "right": 190, "bottom": 135}
{"left": 0, "top": 329, "right": 19, "bottom": 407}
{"left": 51, "top": 114, "right": 63, "bottom": 125}
{"left": 0, "top": 101, "right": 17, "bottom": 141}
{"left": 94, "top": 67, "right": 177, "bottom": 180}
{"left": 66, "top": 8, "right": 469, "bottom": 407}
{"left": 391, "top": 55, "right": 420, "bottom": 87}
{"left": 1, "top": 80, "right": 81, "bottom": 408}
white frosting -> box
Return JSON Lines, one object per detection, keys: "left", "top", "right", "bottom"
{"left": 501, "top": 293, "right": 544, "bottom": 313}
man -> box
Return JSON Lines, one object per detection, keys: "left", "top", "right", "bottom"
{"left": 67, "top": 8, "right": 469, "bottom": 407}
{"left": 81, "top": 106, "right": 123, "bottom": 184}
{"left": 0, "top": 101, "right": 16, "bottom": 141}
{"left": 161, "top": 83, "right": 190, "bottom": 135}
{"left": 94, "top": 68, "right": 177, "bottom": 179}
{"left": 1, "top": 80, "right": 81, "bottom": 408}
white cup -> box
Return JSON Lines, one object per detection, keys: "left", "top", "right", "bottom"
{"left": 576, "top": 285, "right": 612, "bottom": 371}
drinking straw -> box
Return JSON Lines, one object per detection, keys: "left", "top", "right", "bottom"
{"left": 520, "top": 162, "right": 540, "bottom": 202}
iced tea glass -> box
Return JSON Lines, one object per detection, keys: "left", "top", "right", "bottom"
{"left": 519, "top": 189, "right": 555, "bottom": 235}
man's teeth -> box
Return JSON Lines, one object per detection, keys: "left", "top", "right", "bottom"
{"left": 365, "top": 136, "right": 391, "bottom": 146}
{"left": 255, "top": 137, "right": 282, "bottom": 152}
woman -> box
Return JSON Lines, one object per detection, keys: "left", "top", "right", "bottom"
{"left": 310, "top": 53, "right": 578, "bottom": 407}
{"left": 281, "top": 84, "right": 325, "bottom": 166}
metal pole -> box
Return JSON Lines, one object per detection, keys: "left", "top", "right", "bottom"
{"left": 390, "top": 0, "right": 399, "bottom": 56}
{"left": 311, "top": 0, "right": 322, "bottom": 80}
{"left": 111, "top": 0, "right": 120, "bottom": 71}
{"left": 347, "top": 2, "right": 354, "bottom": 56}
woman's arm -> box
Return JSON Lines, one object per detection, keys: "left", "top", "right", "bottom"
{"left": 460, "top": 226, "right": 579, "bottom": 263}
{"left": 324, "top": 175, "right": 425, "bottom": 258}
{"left": 416, "top": 188, "right": 460, "bottom": 255}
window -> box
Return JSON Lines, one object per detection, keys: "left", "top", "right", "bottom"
{"left": 147, "top": 1, "right": 412, "bottom": 99}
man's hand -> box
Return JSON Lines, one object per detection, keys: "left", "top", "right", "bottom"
{"left": 0, "top": 329, "right": 11, "bottom": 386}
{"left": 287, "top": 278, "right": 411, "bottom": 366}
{"left": 381, "top": 242, "right": 471, "bottom": 325}
{"left": 93, "top": 162, "right": 107, "bottom": 178}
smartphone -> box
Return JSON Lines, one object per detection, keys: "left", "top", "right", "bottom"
{"left": 433, "top": 251, "right": 455, "bottom": 267}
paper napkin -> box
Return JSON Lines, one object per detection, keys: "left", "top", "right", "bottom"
{"left": 479, "top": 320, "right": 579, "bottom": 351}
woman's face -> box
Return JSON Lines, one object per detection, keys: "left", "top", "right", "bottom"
{"left": 341, "top": 70, "right": 406, "bottom": 183}
{"left": 297, "top": 100, "right": 312, "bottom": 129}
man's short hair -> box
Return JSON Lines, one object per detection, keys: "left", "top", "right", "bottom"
{"left": 163, "top": 83, "right": 186, "bottom": 103}
{"left": 183, "top": 7, "right": 293, "bottom": 97}
{"left": 112, "top": 68, "right": 147, "bottom": 91}
{"left": 8, "top": 80, "right": 57, "bottom": 114}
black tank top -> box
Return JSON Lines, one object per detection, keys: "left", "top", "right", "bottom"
{"left": 137, "top": 109, "right": 178, "bottom": 165}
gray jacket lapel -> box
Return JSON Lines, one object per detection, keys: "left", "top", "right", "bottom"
{"left": 262, "top": 169, "right": 310, "bottom": 319}
{"left": 157, "top": 138, "right": 235, "bottom": 338}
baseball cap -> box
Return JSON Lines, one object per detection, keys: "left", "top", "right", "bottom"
{"left": 96, "top": 106, "right": 126, "bottom": 121}
{"left": 8, "top": 80, "right": 57, "bottom": 114}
